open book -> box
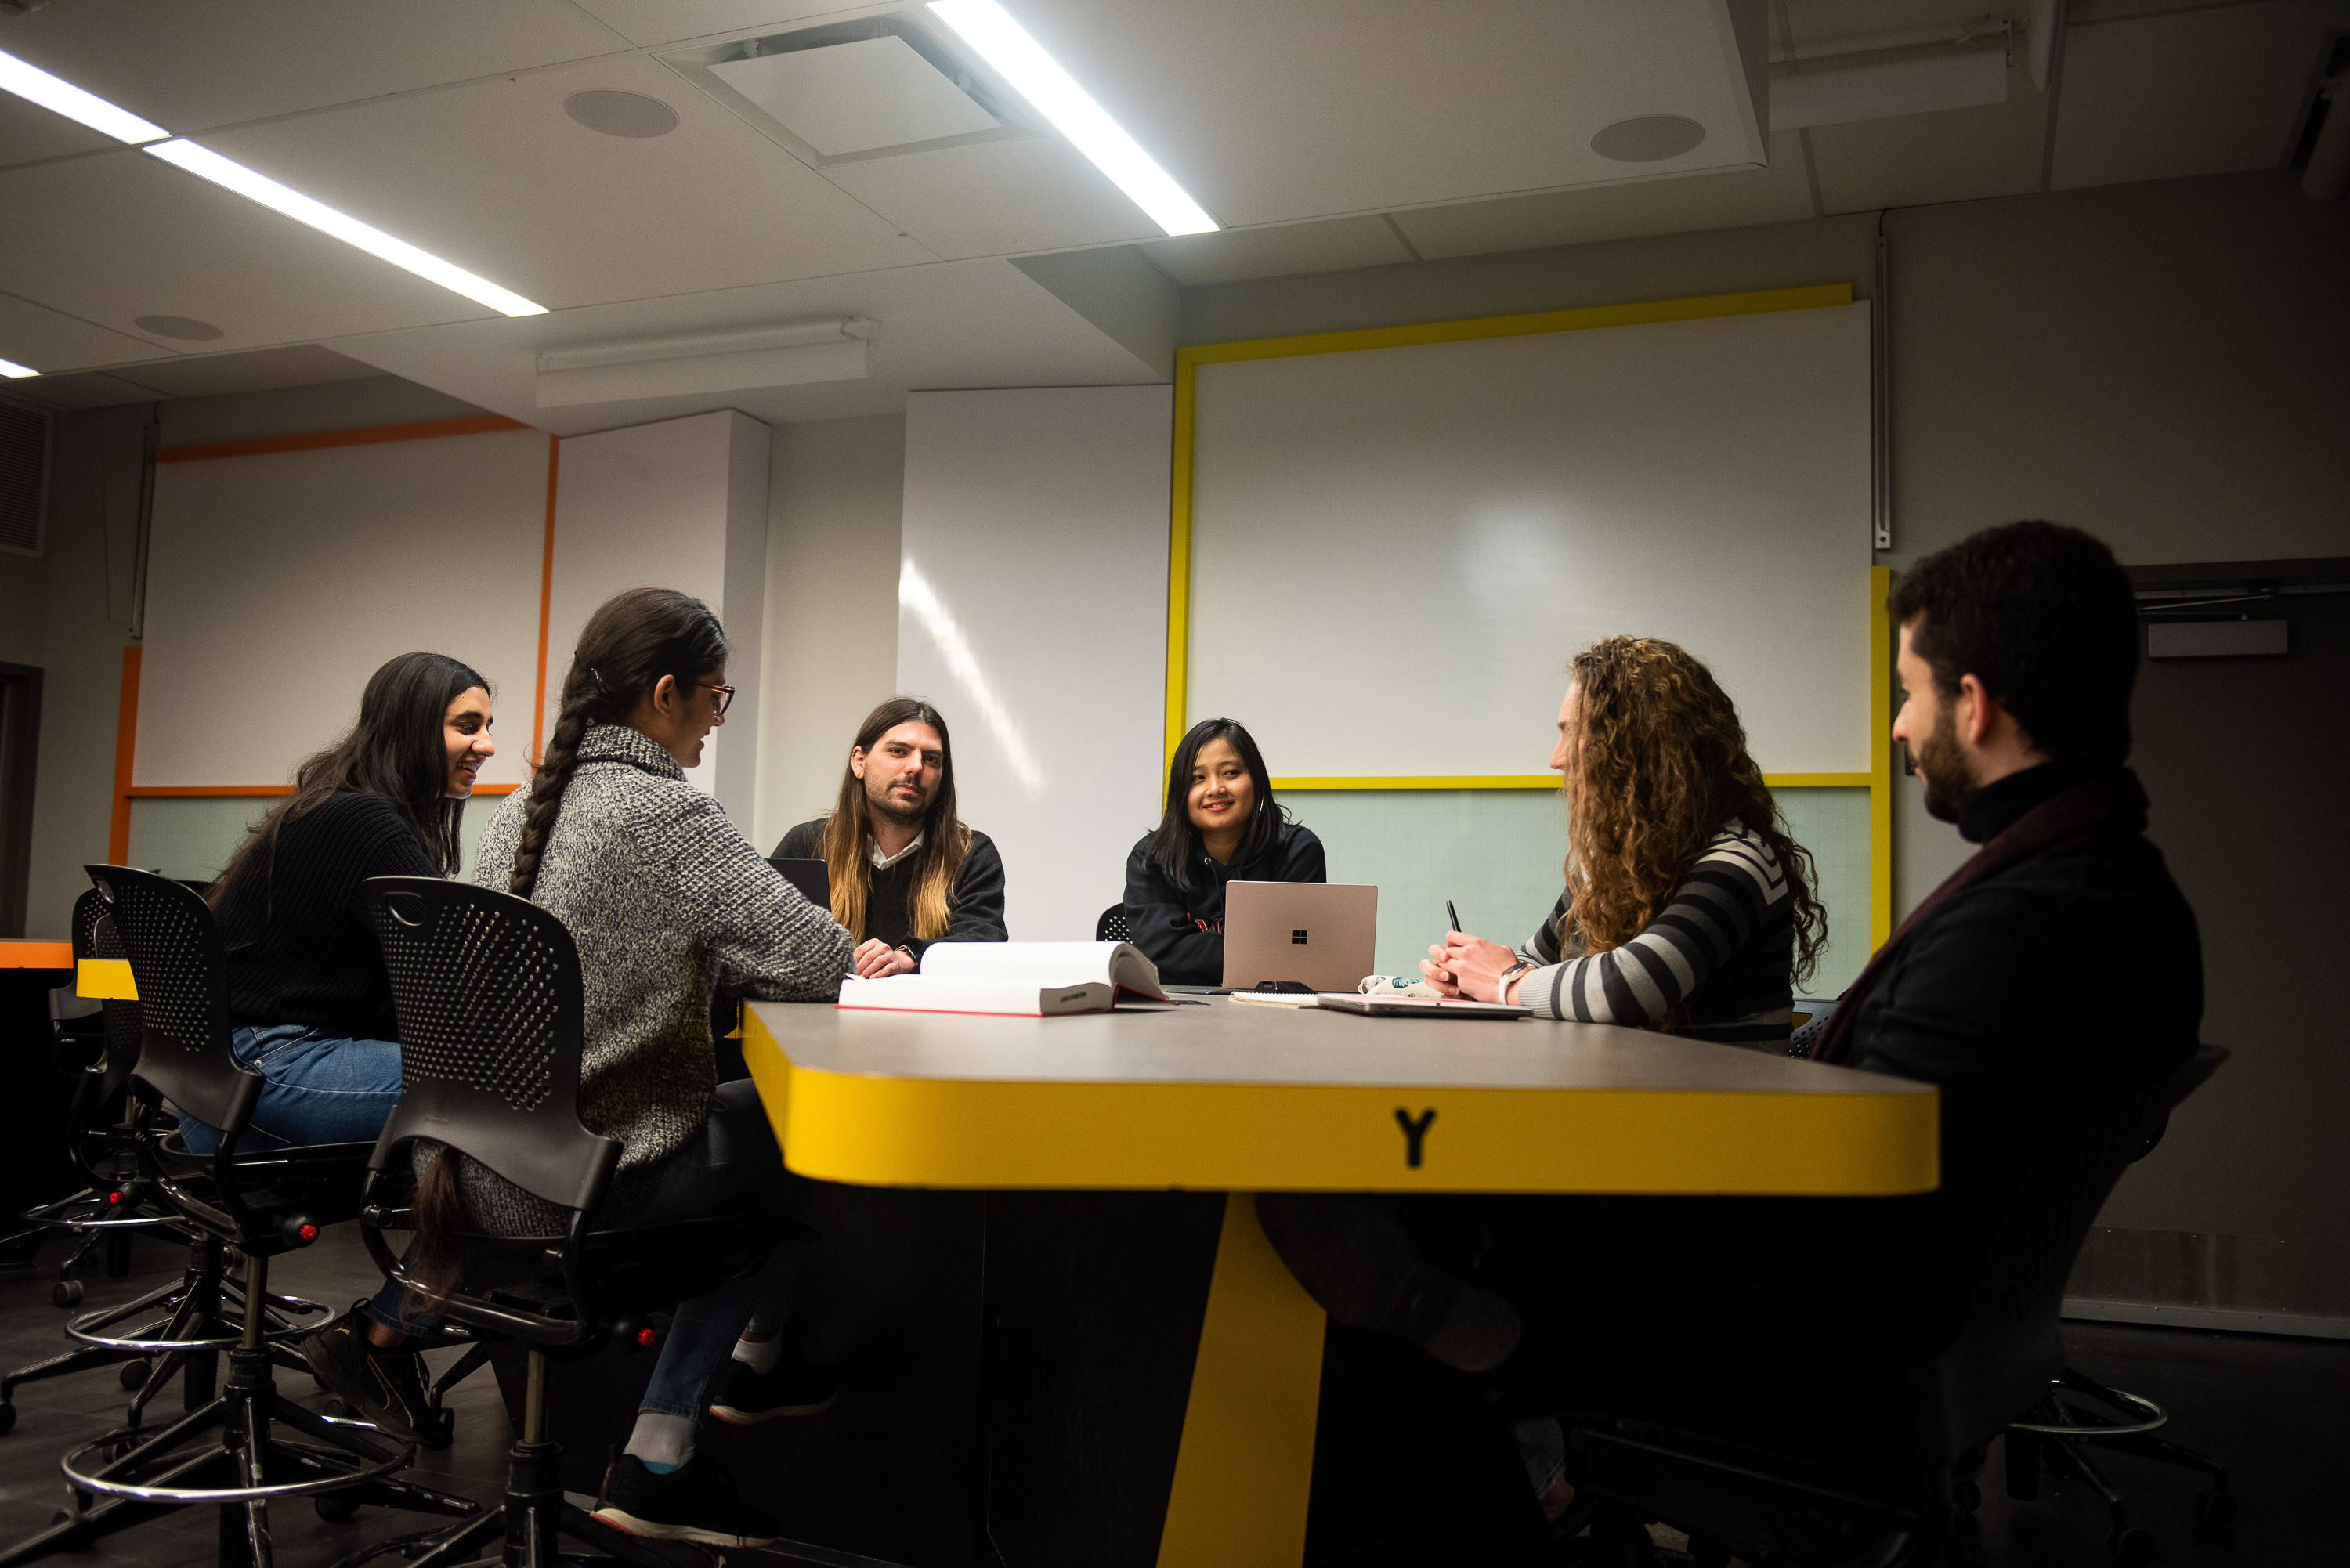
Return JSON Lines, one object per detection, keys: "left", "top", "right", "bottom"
{"left": 837, "top": 941, "right": 1170, "bottom": 1017}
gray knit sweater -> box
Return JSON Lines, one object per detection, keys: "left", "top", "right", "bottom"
{"left": 453, "top": 723, "right": 852, "bottom": 1233}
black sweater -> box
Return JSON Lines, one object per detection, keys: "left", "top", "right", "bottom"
{"left": 212, "top": 792, "right": 440, "bottom": 1040}
{"left": 770, "top": 818, "right": 1007, "bottom": 957}
{"left": 1123, "top": 820, "right": 1326, "bottom": 985}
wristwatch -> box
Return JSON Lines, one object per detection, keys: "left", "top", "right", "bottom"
{"left": 1494, "top": 961, "right": 1534, "bottom": 1003}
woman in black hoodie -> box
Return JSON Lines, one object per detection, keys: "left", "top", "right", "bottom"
{"left": 1121, "top": 717, "right": 1324, "bottom": 985}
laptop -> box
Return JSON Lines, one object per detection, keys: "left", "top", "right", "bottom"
{"left": 771, "top": 857, "right": 830, "bottom": 910}
{"left": 1222, "top": 882, "right": 1379, "bottom": 992}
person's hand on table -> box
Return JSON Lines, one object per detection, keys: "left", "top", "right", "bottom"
{"left": 853, "top": 939, "right": 917, "bottom": 979}
{"left": 1421, "top": 933, "right": 1522, "bottom": 1003}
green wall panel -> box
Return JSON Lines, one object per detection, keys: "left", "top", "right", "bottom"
{"left": 123, "top": 794, "right": 504, "bottom": 889}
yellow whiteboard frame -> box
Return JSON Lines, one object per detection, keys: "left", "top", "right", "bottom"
{"left": 1164, "top": 284, "right": 1897, "bottom": 951}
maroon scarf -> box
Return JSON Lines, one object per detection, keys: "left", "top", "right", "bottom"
{"left": 1808, "top": 768, "right": 2150, "bottom": 1067}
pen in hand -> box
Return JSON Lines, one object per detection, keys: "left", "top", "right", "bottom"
{"left": 1446, "top": 900, "right": 1462, "bottom": 936}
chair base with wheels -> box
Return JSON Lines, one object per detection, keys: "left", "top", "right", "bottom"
{"left": 1994, "top": 1367, "right": 2232, "bottom": 1566}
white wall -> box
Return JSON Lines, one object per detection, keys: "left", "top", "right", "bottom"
{"left": 898, "top": 387, "right": 1171, "bottom": 941}
{"left": 139, "top": 429, "right": 546, "bottom": 788}
{"left": 541, "top": 410, "right": 770, "bottom": 815}
{"left": 754, "top": 413, "right": 906, "bottom": 853}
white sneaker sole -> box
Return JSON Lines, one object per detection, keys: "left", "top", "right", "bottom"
{"left": 707, "top": 1389, "right": 838, "bottom": 1425}
{"left": 590, "top": 1505, "right": 775, "bottom": 1548}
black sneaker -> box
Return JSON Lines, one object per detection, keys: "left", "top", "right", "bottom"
{"left": 299, "top": 1300, "right": 451, "bottom": 1450}
{"left": 592, "top": 1453, "right": 778, "bottom": 1547}
{"left": 706, "top": 1346, "right": 838, "bottom": 1425}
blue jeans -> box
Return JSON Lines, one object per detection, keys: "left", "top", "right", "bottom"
{"left": 367, "top": 1079, "right": 805, "bottom": 1423}
{"left": 178, "top": 1024, "right": 403, "bottom": 1155}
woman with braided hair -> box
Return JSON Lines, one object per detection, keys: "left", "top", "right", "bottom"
{"left": 304, "top": 588, "right": 851, "bottom": 1548}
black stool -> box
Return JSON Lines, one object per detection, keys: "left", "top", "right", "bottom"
{"left": 335, "top": 876, "right": 790, "bottom": 1568}
{"left": 0, "top": 868, "right": 480, "bottom": 1568}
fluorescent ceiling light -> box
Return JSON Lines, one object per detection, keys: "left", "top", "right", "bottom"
{"left": 0, "top": 356, "right": 40, "bottom": 379}
{"left": 143, "top": 139, "right": 546, "bottom": 317}
{"left": 926, "top": 0, "right": 1216, "bottom": 236}
{"left": 1770, "top": 52, "right": 2008, "bottom": 131}
{"left": 0, "top": 46, "right": 168, "bottom": 143}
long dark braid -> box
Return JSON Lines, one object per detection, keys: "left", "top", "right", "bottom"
{"left": 508, "top": 587, "right": 728, "bottom": 898}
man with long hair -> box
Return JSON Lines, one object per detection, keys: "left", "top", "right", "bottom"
{"left": 769, "top": 697, "right": 1006, "bottom": 976}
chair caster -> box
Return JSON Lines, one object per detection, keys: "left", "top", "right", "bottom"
{"left": 118, "top": 1359, "right": 150, "bottom": 1390}
{"left": 52, "top": 1280, "right": 82, "bottom": 1308}
{"left": 1942, "top": 1534, "right": 1986, "bottom": 1568}
{"left": 2193, "top": 1487, "right": 2235, "bottom": 1527}
{"left": 2108, "top": 1525, "right": 2155, "bottom": 1564}
{"left": 313, "top": 1492, "right": 363, "bottom": 1523}
{"left": 1689, "top": 1535, "right": 1734, "bottom": 1568}
{"left": 321, "top": 1396, "right": 351, "bottom": 1419}
{"left": 0, "top": 1403, "right": 14, "bottom": 1436}
{"left": 1951, "top": 1478, "right": 1982, "bottom": 1513}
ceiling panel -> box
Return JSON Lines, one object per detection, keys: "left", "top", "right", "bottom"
{"left": 1780, "top": 0, "right": 2032, "bottom": 56}
{"left": 114, "top": 344, "right": 386, "bottom": 398}
{"left": 1003, "top": 0, "right": 1768, "bottom": 227}
{"left": 195, "top": 54, "right": 942, "bottom": 311}
{"left": 0, "top": 92, "right": 114, "bottom": 170}
{"left": 823, "top": 138, "right": 1158, "bottom": 261}
{"left": 1143, "top": 215, "right": 1415, "bottom": 287}
{"left": 0, "top": 370, "right": 170, "bottom": 410}
{"left": 2051, "top": 1, "right": 2347, "bottom": 190}
{"left": 0, "top": 0, "right": 628, "bottom": 132}
{"left": 1810, "top": 50, "right": 2050, "bottom": 213}
{"left": 565, "top": 0, "right": 854, "bottom": 49}
{"left": 0, "top": 291, "right": 175, "bottom": 377}
{"left": 0, "top": 151, "right": 493, "bottom": 357}
{"left": 326, "top": 257, "right": 1172, "bottom": 435}
{"left": 1391, "top": 128, "right": 1816, "bottom": 259}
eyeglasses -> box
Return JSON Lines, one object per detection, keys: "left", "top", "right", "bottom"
{"left": 699, "top": 683, "right": 736, "bottom": 717}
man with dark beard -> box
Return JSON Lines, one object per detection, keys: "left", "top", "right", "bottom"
{"left": 1809, "top": 520, "right": 2202, "bottom": 1219}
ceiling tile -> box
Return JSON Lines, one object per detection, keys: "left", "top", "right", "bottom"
{"left": 1781, "top": 0, "right": 2034, "bottom": 57}
{"left": 114, "top": 344, "right": 386, "bottom": 399}
{"left": 0, "top": 0, "right": 629, "bottom": 132}
{"left": 0, "top": 151, "right": 494, "bottom": 354}
{"left": 564, "top": 0, "right": 851, "bottom": 49}
{"left": 0, "top": 291, "right": 176, "bottom": 376}
{"left": 0, "top": 91, "right": 113, "bottom": 170}
{"left": 1, "top": 370, "right": 171, "bottom": 410}
{"left": 823, "top": 138, "right": 1158, "bottom": 261}
{"left": 1809, "top": 49, "right": 2051, "bottom": 213}
{"left": 1142, "top": 215, "right": 1415, "bottom": 287}
{"left": 2052, "top": 1, "right": 2347, "bottom": 190}
{"left": 1391, "top": 129, "right": 1817, "bottom": 260}
{"left": 195, "top": 54, "right": 941, "bottom": 311}
{"left": 1000, "top": 0, "right": 1769, "bottom": 227}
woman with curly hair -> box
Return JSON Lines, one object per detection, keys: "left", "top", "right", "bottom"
{"left": 1422, "top": 635, "right": 1825, "bottom": 1046}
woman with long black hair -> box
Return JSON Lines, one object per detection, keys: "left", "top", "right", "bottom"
{"left": 307, "top": 587, "right": 852, "bottom": 1548}
{"left": 1122, "top": 717, "right": 1325, "bottom": 986}
{"left": 187, "top": 649, "right": 496, "bottom": 1154}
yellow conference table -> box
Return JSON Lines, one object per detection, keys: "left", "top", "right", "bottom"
{"left": 743, "top": 996, "right": 1936, "bottom": 1568}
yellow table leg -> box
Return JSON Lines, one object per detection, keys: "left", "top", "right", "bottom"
{"left": 1155, "top": 1192, "right": 1329, "bottom": 1568}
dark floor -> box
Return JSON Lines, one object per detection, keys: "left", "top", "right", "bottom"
{"left": 0, "top": 1227, "right": 2337, "bottom": 1568}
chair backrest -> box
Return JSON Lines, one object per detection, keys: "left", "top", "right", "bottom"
{"left": 1917, "top": 1046, "right": 2225, "bottom": 1456}
{"left": 1094, "top": 903, "right": 1131, "bottom": 943}
{"left": 85, "top": 865, "right": 258, "bottom": 1137}
{"left": 363, "top": 877, "right": 618, "bottom": 1217}
{"left": 71, "top": 887, "right": 146, "bottom": 1099}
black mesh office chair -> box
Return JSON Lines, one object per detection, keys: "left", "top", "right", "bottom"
{"left": 1094, "top": 903, "right": 1131, "bottom": 943}
{"left": 0, "top": 868, "right": 480, "bottom": 1568}
{"left": 340, "top": 877, "right": 792, "bottom": 1568}
{"left": 1554, "top": 1046, "right": 2225, "bottom": 1568}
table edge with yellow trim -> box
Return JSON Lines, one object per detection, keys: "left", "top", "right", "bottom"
{"left": 743, "top": 999, "right": 1937, "bottom": 1568}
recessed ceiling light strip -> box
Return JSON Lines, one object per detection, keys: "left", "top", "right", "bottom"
{"left": 0, "top": 47, "right": 167, "bottom": 143}
{"left": 926, "top": 0, "right": 1217, "bottom": 236}
{"left": 143, "top": 140, "right": 546, "bottom": 317}
{"left": 0, "top": 48, "right": 545, "bottom": 320}
{"left": 0, "top": 356, "right": 41, "bottom": 379}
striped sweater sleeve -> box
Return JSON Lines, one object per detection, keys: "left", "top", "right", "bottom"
{"left": 1515, "top": 829, "right": 1787, "bottom": 1031}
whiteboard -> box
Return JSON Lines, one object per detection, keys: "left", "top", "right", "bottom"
{"left": 140, "top": 430, "right": 548, "bottom": 788}
{"left": 1187, "top": 304, "right": 1872, "bottom": 776}
{"left": 898, "top": 387, "right": 1170, "bottom": 941}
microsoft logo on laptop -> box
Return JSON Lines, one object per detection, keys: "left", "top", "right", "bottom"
{"left": 1292, "top": 929, "right": 1308, "bottom": 945}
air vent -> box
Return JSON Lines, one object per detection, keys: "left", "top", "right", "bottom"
{"left": 0, "top": 401, "right": 49, "bottom": 558}
{"left": 660, "top": 13, "right": 1034, "bottom": 168}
